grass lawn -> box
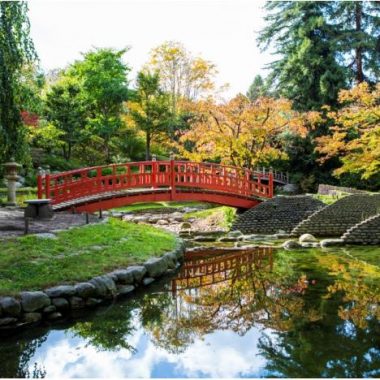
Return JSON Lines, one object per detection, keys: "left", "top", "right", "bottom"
{"left": 183, "top": 206, "right": 236, "bottom": 229}
{"left": 0, "top": 218, "right": 177, "bottom": 295}
{"left": 113, "top": 201, "right": 213, "bottom": 213}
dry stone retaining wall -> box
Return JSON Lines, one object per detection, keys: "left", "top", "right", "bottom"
{"left": 292, "top": 194, "right": 380, "bottom": 237}
{"left": 342, "top": 213, "right": 380, "bottom": 245}
{"left": 0, "top": 240, "right": 185, "bottom": 334}
{"left": 232, "top": 196, "right": 325, "bottom": 234}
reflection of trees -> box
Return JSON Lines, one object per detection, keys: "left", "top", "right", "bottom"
{"left": 0, "top": 333, "right": 47, "bottom": 378}
{"left": 71, "top": 302, "right": 137, "bottom": 352}
{"left": 143, "top": 250, "right": 322, "bottom": 354}
{"left": 258, "top": 251, "right": 380, "bottom": 378}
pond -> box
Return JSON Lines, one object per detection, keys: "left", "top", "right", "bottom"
{"left": 0, "top": 245, "right": 379, "bottom": 378}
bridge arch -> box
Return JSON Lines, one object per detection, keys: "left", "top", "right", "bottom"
{"left": 37, "top": 160, "right": 281, "bottom": 212}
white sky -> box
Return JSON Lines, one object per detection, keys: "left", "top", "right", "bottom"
{"left": 28, "top": 0, "right": 273, "bottom": 99}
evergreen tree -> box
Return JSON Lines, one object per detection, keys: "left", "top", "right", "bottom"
{"left": 246, "top": 74, "right": 272, "bottom": 101}
{"left": 0, "top": 2, "right": 37, "bottom": 162}
{"left": 330, "top": 1, "right": 380, "bottom": 84}
{"left": 258, "top": 1, "right": 346, "bottom": 111}
{"left": 127, "top": 71, "right": 172, "bottom": 160}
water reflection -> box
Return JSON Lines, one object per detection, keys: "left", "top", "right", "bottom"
{"left": 0, "top": 246, "right": 379, "bottom": 378}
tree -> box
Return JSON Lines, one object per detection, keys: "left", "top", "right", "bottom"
{"left": 146, "top": 41, "right": 218, "bottom": 114}
{"left": 258, "top": 1, "right": 347, "bottom": 111}
{"left": 44, "top": 76, "right": 87, "bottom": 160}
{"left": 0, "top": 1, "right": 37, "bottom": 162}
{"left": 179, "top": 94, "right": 306, "bottom": 169}
{"left": 331, "top": 1, "right": 380, "bottom": 84}
{"left": 127, "top": 71, "right": 172, "bottom": 160}
{"left": 68, "top": 48, "right": 130, "bottom": 162}
{"left": 315, "top": 82, "right": 380, "bottom": 183}
{"left": 246, "top": 75, "right": 272, "bottom": 101}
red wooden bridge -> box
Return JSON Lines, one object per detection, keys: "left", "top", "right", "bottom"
{"left": 172, "top": 247, "right": 273, "bottom": 291}
{"left": 37, "top": 160, "right": 285, "bottom": 212}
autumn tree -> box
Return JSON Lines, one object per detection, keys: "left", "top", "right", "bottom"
{"left": 179, "top": 94, "right": 306, "bottom": 169}
{"left": 146, "top": 41, "right": 218, "bottom": 114}
{"left": 127, "top": 71, "right": 172, "bottom": 160}
{"left": 316, "top": 82, "right": 380, "bottom": 183}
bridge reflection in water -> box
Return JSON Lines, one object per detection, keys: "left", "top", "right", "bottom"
{"left": 171, "top": 247, "right": 273, "bottom": 293}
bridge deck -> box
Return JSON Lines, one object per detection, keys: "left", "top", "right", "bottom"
{"left": 38, "top": 160, "right": 283, "bottom": 211}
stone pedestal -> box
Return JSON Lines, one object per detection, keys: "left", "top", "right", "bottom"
{"left": 3, "top": 158, "right": 21, "bottom": 207}
{"left": 24, "top": 199, "right": 53, "bottom": 219}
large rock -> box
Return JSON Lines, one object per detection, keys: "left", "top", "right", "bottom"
{"left": 89, "top": 276, "right": 117, "bottom": 298}
{"left": 163, "top": 252, "right": 177, "bottom": 269}
{"left": 320, "top": 238, "right": 344, "bottom": 248}
{"left": 126, "top": 266, "right": 147, "bottom": 283}
{"left": 74, "top": 282, "right": 97, "bottom": 298}
{"left": 282, "top": 240, "right": 302, "bottom": 250}
{"left": 20, "top": 291, "right": 51, "bottom": 312}
{"left": 45, "top": 285, "right": 76, "bottom": 298}
{"left": 52, "top": 297, "right": 69, "bottom": 311}
{"left": 144, "top": 257, "right": 168, "bottom": 278}
{"left": 299, "top": 234, "right": 318, "bottom": 243}
{"left": 0, "top": 297, "right": 21, "bottom": 317}
{"left": 109, "top": 269, "right": 134, "bottom": 285}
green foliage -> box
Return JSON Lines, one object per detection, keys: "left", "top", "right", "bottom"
{"left": 246, "top": 74, "right": 273, "bottom": 101}
{"left": 67, "top": 48, "right": 131, "bottom": 162}
{"left": 0, "top": 2, "right": 37, "bottom": 162}
{"left": 44, "top": 77, "right": 87, "bottom": 159}
{"left": 127, "top": 70, "right": 172, "bottom": 160}
{"left": 258, "top": 1, "right": 347, "bottom": 111}
{"left": 330, "top": 1, "right": 380, "bottom": 84}
{"left": 0, "top": 218, "right": 177, "bottom": 295}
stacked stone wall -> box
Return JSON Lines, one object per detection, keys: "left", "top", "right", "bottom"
{"left": 232, "top": 196, "right": 324, "bottom": 234}
{"left": 292, "top": 194, "right": 380, "bottom": 237}
{"left": 342, "top": 213, "right": 380, "bottom": 245}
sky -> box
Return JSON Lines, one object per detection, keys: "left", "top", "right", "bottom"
{"left": 28, "top": 0, "right": 273, "bottom": 99}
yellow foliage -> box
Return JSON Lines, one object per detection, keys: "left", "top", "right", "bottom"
{"left": 178, "top": 94, "right": 307, "bottom": 168}
{"left": 316, "top": 82, "right": 380, "bottom": 179}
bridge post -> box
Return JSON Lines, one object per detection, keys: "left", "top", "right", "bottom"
{"left": 152, "top": 154, "right": 157, "bottom": 188}
{"left": 268, "top": 169, "right": 274, "bottom": 198}
{"left": 45, "top": 166, "right": 51, "bottom": 199}
{"left": 170, "top": 154, "right": 175, "bottom": 200}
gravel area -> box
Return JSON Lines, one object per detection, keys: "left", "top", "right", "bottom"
{"left": 0, "top": 208, "right": 100, "bottom": 240}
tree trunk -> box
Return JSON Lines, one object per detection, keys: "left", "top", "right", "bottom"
{"left": 145, "top": 132, "right": 151, "bottom": 161}
{"left": 355, "top": 2, "right": 364, "bottom": 83}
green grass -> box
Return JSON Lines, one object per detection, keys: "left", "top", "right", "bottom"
{"left": 183, "top": 206, "right": 236, "bottom": 229}
{"left": 113, "top": 201, "right": 212, "bottom": 213}
{"left": 313, "top": 193, "right": 349, "bottom": 205}
{"left": 0, "top": 218, "right": 177, "bottom": 295}
{"left": 0, "top": 187, "right": 37, "bottom": 206}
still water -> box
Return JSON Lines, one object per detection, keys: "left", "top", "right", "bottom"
{"left": 0, "top": 246, "right": 379, "bottom": 378}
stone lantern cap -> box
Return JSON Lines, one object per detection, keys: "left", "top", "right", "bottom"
{"left": 3, "top": 157, "right": 22, "bottom": 180}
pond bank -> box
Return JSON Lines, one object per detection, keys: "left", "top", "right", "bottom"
{"left": 0, "top": 218, "right": 185, "bottom": 334}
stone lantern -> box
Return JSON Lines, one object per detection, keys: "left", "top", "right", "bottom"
{"left": 3, "top": 157, "right": 21, "bottom": 206}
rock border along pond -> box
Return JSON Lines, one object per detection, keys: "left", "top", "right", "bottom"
{"left": 0, "top": 239, "right": 185, "bottom": 333}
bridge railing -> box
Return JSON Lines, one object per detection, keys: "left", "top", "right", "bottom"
{"left": 37, "top": 160, "right": 274, "bottom": 205}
